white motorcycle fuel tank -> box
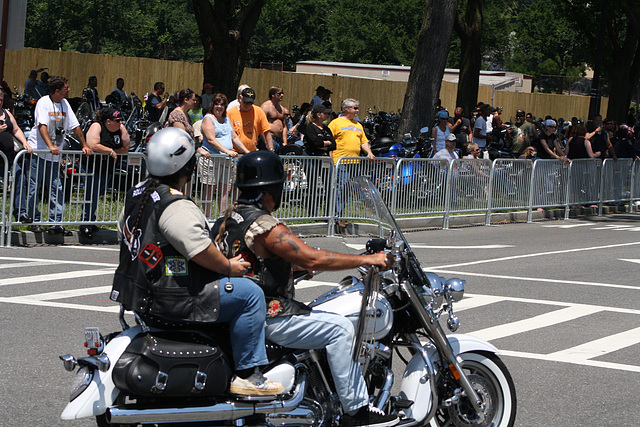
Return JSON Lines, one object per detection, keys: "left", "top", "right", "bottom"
{"left": 309, "top": 277, "right": 393, "bottom": 341}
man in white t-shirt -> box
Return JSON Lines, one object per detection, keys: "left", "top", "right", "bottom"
{"left": 433, "top": 133, "right": 459, "bottom": 162}
{"left": 27, "top": 76, "right": 92, "bottom": 235}
{"left": 472, "top": 104, "right": 496, "bottom": 149}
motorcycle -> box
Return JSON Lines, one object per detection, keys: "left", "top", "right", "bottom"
{"left": 59, "top": 176, "right": 517, "bottom": 426}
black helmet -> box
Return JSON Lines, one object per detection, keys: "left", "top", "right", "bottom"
{"left": 235, "top": 151, "right": 285, "bottom": 189}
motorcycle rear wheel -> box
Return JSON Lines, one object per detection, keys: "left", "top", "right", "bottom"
{"left": 430, "top": 351, "right": 517, "bottom": 427}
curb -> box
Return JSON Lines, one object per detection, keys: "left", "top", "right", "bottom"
{"left": 6, "top": 205, "right": 631, "bottom": 246}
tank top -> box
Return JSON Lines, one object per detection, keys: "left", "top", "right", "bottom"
{"left": 202, "top": 114, "right": 233, "bottom": 154}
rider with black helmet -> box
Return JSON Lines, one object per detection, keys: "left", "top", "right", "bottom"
{"left": 110, "top": 127, "right": 283, "bottom": 396}
{"left": 212, "top": 151, "right": 399, "bottom": 427}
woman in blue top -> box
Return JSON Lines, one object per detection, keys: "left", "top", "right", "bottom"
{"left": 197, "top": 93, "right": 250, "bottom": 217}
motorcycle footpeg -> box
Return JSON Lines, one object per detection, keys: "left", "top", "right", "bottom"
{"left": 392, "top": 398, "right": 414, "bottom": 409}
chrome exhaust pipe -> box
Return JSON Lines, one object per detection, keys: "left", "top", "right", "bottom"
{"left": 107, "top": 371, "right": 308, "bottom": 425}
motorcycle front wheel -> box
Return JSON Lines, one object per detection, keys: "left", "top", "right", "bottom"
{"left": 430, "top": 351, "right": 517, "bottom": 427}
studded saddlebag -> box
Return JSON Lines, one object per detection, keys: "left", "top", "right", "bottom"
{"left": 112, "top": 330, "right": 232, "bottom": 397}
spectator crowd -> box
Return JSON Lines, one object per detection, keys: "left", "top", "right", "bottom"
{"left": 2, "top": 69, "right": 640, "bottom": 237}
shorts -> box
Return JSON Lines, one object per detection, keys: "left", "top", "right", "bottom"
{"left": 197, "top": 155, "right": 235, "bottom": 186}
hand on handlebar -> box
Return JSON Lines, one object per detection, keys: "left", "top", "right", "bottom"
{"left": 369, "top": 253, "right": 395, "bottom": 270}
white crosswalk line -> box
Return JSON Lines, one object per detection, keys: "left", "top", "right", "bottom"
{"left": 0, "top": 261, "right": 58, "bottom": 270}
{"left": 452, "top": 294, "right": 504, "bottom": 311}
{"left": 547, "top": 326, "right": 640, "bottom": 361}
{"left": 467, "top": 305, "right": 602, "bottom": 341}
{"left": 0, "top": 297, "right": 120, "bottom": 313}
{"left": 0, "top": 269, "right": 115, "bottom": 287}
{"left": 18, "top": 286, "right": 112, "bottom": 301}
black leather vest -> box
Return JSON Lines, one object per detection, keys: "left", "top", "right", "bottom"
{"left": 110, "top": 181, "right": 221, "bottom": 323}
{"left": 211, "top": 203, "right": 311, "bottom": 318}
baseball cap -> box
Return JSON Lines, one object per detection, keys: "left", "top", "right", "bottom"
{"left": 543, "top": 119, "right": 557, "bottom": 127}
{"left": 203, "top": 83, "right": 213, "bottom": 90}
{"left": 313, "top": 104, "right": 332, "bottom": 114}
{"left": 437, "top": 110, "right": 449, "bottom": 120}
{"left": 241, "top": 87, "right": 256, "bottom": 104}
{"left": 446, "top": 133, "right": 457, "bottom": 142}
{"left": 104, "top": 107, "right": 122, "bottom": 121}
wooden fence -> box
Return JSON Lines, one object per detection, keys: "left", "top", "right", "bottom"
{"left": 5, "top": 47, "right": 607, "bottom": 124}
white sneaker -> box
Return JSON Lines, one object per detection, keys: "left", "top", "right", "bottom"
{"left": 229, "top": 371, "right": 284, "bottom": 396}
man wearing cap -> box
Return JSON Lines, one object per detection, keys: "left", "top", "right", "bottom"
{"left": 534, "top": 119, "right": 567, "bottom": 160}
{"left": 433, "top": 133, "right": 459, "bottom": 162}
{"left": 227, "top": 87, "right": 273, "bottom": 152}
{"left": 80, "top": 106, "right": 130, "bottom": 238}
{"left": 201, "top": 83, "right": 214, "bottom": 111}
{"left": 509, "top": 109, "right": 538, "bottom": 157}
{"left": 310, "top": 86, "right": 325, "bottom": 107}
{"left": 261, "top": 86, "right": 288, "bottom": 154}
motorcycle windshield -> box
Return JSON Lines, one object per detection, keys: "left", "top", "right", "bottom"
{"left": 347, "top": 176, "right": 431, "bottom": 285}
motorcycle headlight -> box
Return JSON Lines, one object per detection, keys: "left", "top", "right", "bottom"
{"left": 69, "top": 366, "right": 93, "bottom": 402}
{"left": 445, "top": 278, "right": 465, "bottom": 302}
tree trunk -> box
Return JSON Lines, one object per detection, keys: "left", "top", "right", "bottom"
{"left": 454, "top": 0, "right": 484, "bottom": 119}
{"left": 399, "top": 0, "right": 458, "bottom": 137}
{"left": 191, "top": 0, "right": 266, "bottom": 101}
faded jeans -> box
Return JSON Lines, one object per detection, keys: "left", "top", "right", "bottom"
{"left": 28, "top": 156, "right": 63, "bottom": 222}
{"left": 265, "top": 310, "right": 368, "bottom": 412}
{"left": 218, "top": 277, "right": 269, "bottom": 370}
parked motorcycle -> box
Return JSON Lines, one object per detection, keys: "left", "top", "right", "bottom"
{"left": 59, "top": 176, "right": 516, "bottom": 426}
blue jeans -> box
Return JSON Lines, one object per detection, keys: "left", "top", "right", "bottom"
{"left": 217, "top": 277, "right": 269, "bottom": 371}
{"left": 28, "top": 156, "right": 64, "bottom": 222}
{"left": 265, "top": 310, "right": 368, "bottom": 412}
{"left": 334, "top": 164, "right": 350, "bottom": 218}
{"left": 12, "top": 159, "right": 33, "bottom": 219}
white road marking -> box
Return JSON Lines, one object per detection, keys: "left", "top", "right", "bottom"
{"left": 547, "top": 327, "right": 640, "bottom": 361}
{"left": 498, "top": 350, "right": 640, "bottom": 373}
{"left": 467, "top": 305, "right": 602, "bottom": 341}
{"left": 428, "top": 269, "right": 640, "bottom": 291}
{"left": 0, "top": 297, "right": 120, "bottom": 313}
{"left": 64, "top": 245, "right": 119, "bottom": 251}
{"left": 429, "top": 241, "right": 640, "bottom": 270}
{"left": 17, "top": 286, "right": 112, "bottom": 301}
{"left": 0, "top": 269, "right": 115, "bottom": 287}
{"left": 0, "top": 261, "right": 58, "bottom": 270}
{"left": 541, "top": 223, "right": 596, "bottom": 228}
{"left": 0, "top": 256, "right": 117, "bottom": 268}
{"left": 620, "top": 259, "right": 640, "bottom": 265}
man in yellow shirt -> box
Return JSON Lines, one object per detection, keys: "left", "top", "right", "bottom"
{"left": 328, "top": 98, "right": 374, "bottom": 163}
{"left": 227, "top": 87, "right": 273, "bottom": 152}
{"left": 328, "top": 98, "right": 375, "bottom": 228}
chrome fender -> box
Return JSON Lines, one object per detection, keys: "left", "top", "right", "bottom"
{"left": 61, "top": 326, "right": 143, "bottom": 420}
{"left": 398, "top": 334, "right": 499, "bottom": 423}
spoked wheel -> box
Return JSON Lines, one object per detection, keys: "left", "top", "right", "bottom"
{"left": 431, "top": 352, "right": 517, "bottom": 427}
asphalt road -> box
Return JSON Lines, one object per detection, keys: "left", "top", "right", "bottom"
{"left": 1, "top": 213, "right": 639, "bottom": 426}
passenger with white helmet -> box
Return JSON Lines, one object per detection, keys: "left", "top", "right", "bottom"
{"left": 110, "top": 127, "right": 284, "bottom": 396}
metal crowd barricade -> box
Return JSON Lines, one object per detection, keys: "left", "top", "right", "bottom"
{"left": 5, "top": 149, "right": 146, "bottom": 247}
{"left": 443, "top": 158, "right": 492, "bottom": 229}
{"left": 527, "top": 159, "right": 570, "bottom": 222}
{"left": 0, "top": 150, "right": 8, "bottom": 246}
{"left": 392, "top": 157, "right": 449, "bottom": 218}
{"left": 278, "top": 155, "right": 334, "bottom": 222}
{"left": 600, "top": 158, "right": 634, "bottom": 215}
{"left": 190, "top": 153, "right": 237, "bottom": 220}
{"left": 564, "top": 159, "right": 602, "bottom": 219}
{"left": 630, "top": 160, "right": 640, "bottom": 212}
{"left": 486, "top": 159, "right": 533, "bottom": 225}
{"left": 330, "top": 157, "right": 396, "bottom": 235}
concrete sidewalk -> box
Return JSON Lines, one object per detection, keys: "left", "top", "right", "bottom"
{"left": 6, "top": 205, "right": 631, "bottom": 246}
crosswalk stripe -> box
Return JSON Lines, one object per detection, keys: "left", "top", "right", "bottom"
{"left": 19, "top": 286, "right": 112, "bottom": 301}
{"left": 467, "top": 305, "right": 602, "bottom": 341}
{"left": 0, "top": 269, "right": 114, "bottom": 287}
{"left": 546, "top": 326, "right": 640, "bottom": 361}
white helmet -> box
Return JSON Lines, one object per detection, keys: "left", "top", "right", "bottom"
{"left": 146, "top": 127, "right": 196, "bottom": 177}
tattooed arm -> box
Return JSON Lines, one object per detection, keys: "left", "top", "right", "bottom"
{"left": 252, "top": 224, "right": 391, "bottom": 271}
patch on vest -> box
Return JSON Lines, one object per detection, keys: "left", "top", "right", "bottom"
{"left": 151, "top": 191, "right": 160, "bottom": 202}
{"left": 267, "top": 299, "right": 282, "bottom": 317}
{"left": 170, "top": 188, "right": 183, "bottom": 195}
{"left": 165, "top": 257, "right": 188, "bottom": 276}
{"left": 110, "top": 290, "right": 119, "bottom": 301}
{"left": 231, "top": 211, "right": 244, "bottom": 223}
{"left": 138, "top": 243, "right": 163, "bottom": 268}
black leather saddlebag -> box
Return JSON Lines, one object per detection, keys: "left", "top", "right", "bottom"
{"left": 113, "top": 330, "right": 232, "bottom": 397}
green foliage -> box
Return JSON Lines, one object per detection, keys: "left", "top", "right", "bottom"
{"left": 25, "top": 0, "right": 203, "bottom": 62}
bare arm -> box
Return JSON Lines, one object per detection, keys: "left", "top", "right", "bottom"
{"left": 361, "top": 141, "right": 375, "bottom": 159}
{"left": 191, "top": 243, "right": 250, "bottom": 276}
{"left": 254, "top": 224, "right": 390, "bottom": 271}
{"left": 201, "top": 116, "right": 237, "bottom": 157}
{"left": 7, "top": 111, "right": 31, "bottom": 153}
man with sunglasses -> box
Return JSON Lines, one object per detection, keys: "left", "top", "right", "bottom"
{"left": 80, "top": 107, "right": 130, "bottom": 238}
{"left": 510, "top": 109, "right": 538, "bottom": 157}
{"left": 27, "top": 76, "right": 92, "bottom": 235}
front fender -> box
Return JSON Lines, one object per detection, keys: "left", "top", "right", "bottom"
{"left": 61, "top": 326, "right": 142, "bottom": 420}
{"left": 398, "top": 334, "right": 499, "bottom": 424}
